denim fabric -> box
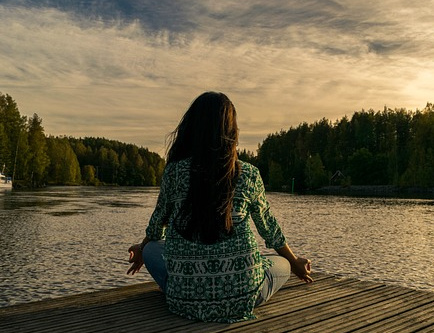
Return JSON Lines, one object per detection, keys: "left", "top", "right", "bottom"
{"left": 142, "top": 240, "right": 168, "bottom": 292}
{"left": 255, "top": 254, "right": 291, "bottom": 306}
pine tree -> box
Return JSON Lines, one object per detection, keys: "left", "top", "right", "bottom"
{"left": 28, "top": 113, "right": 50, "bottom": 186}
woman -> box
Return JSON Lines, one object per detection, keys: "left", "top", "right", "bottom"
{"left": 127, "top": 92, "right": 312, "bottom": 323}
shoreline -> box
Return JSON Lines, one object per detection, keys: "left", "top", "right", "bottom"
{"left": 266, "top": 185, "right": 434, "bottom": 198}
{"left": 308, "top": 185, "right": 434, "bottom": 198}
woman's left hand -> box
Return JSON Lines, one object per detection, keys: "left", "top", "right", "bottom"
{"left": 276, "top": 244, "right": 314, "bottom": 283}
{"left": 291, "top": 257, "right": 313, "bottom": 283}
{"left": 127, "top": 244, "right": 144, "bottom": 275}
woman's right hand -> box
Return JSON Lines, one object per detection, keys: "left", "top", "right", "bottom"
{"left": 127, "top": 244, "right": 144, "bottom": 275}
{"left": 291, "top": 257, "right": 313, "bottom": 283}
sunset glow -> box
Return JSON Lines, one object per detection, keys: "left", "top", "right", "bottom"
{"left": 1, "top": 1, "right": 433, "bottom": 155}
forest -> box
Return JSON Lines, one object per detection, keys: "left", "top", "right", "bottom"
{"left": 239, "top": 102, "right": 434, "bottom": 191}
{"left": 0, "top": 92, "right": 165, "bottom": 187}
{"left": 2, "top": 91, "right": 433, "bottom": 190}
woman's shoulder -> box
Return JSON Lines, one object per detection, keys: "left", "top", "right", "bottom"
{"left": 238, "top": 160, "right": 259, "bottom": 173}
{"left": 238, "top": 160, "right": 260, "bottom": 180}
{"left": 165, "top": 158, "right": 191, "bottom": 172}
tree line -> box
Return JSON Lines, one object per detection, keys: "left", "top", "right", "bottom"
{"left": 2, "top": 91, "right": 433, "bottom": 190}
{"left": 239, "top": 103, "right": 434, "bottom": 191}
{"left": 0, "top": 92, "right": 165, "bottom": 187}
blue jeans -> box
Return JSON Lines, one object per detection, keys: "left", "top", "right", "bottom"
{"left": 142, "top": 240, "right": 168, "bottom": 293}
{"left": 255, "top": 254, "right": 291, "bottom": 306}
{"left": 142, "top": 240, "right": 291, "bottom": 305}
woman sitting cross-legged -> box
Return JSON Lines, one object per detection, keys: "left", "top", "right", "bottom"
{"left": 127, "top": 91, "right": 313, "bottom": 323}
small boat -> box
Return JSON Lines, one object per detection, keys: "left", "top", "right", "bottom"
{"left": 0, "top": 165, "right": 12, "bottom": 189}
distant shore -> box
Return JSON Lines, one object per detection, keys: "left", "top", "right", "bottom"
{"left": 9, "top": 182, "right": 434, "bottom": 199}
{"left": 307, "top": 185, "right": 434, "bottom": 198}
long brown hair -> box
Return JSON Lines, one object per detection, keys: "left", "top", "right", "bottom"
{"left": 167, "top": 92, "right": 239, "bottom": 244}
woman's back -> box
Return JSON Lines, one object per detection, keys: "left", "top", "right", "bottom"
{"left": 128, "top": 91, "right": 312, "bottom": 324}
{"left": 146, "top": 159, "right": 286, "bottom": 322}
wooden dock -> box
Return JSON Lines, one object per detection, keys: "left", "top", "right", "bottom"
{"left": 1, "top": 272, "right": 433, "bottom": 332}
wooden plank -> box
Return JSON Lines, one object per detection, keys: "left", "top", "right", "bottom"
{"left": 93, "top": 274, "right": 353, "bottom": 333}
{"left": 0, "top": 273, "right": 432, "bottom": 333}
{"left": 135, "top": 283, "right": 400, "bottom": 332}
{"left": 390, "top": 303, "right": 434, "bottom": 333}
{"left": 288, "top": 290, "right": 433, "bottom": 333}
{"left": 0, "top": 296, "right": 169, "bottom": 333}
{"left": 354, "top": 301, "right": 434, "bottom": 333}
{"left": 114, "top": 279, "right": 374, "bottom": 333}
{"left": 0, "top": 282, "right": 159, "bottom": 316}
{"left": 0, "top": 290, "right": 166, "bottom": 330}
{"left": 212, "top": 287, "right": 412, "bottom": 333}
{"left": 0, "top": 292, "right": 165, "bottom": 325}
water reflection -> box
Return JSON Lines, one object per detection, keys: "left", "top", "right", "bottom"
{"left": 0, "top": 187, "right": 160, "bottom": 307}
{"left": 0, "top": 188, "right": 433, "bottom": 308}
{"left": 266, "top": 194, "right": 434, "bottom": 292}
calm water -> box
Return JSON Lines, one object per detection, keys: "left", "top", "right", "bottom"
{"left": 0, "top": 187, "right": 433, "bottom": 307}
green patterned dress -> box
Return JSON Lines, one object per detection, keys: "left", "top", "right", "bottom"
{"left": 145, "top": 159, "right": 287, "bottom": 322}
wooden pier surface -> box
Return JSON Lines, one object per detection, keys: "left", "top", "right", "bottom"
{"left": 1, "top": 272, "right": 433, "bottom": 332}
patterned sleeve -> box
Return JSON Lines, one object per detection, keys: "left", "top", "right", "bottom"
{"left": 249, "top": 167, "right": 287, "bottom": 249}
{"left": 145, "top": 165, "right": 170, "bottom": 240}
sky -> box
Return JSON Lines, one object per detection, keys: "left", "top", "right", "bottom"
{"left": 1, "top": 0, "right": 433, "bottom": 156}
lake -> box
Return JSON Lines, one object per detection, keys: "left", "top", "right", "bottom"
{"left": 0, "top": 187, "right": 433, "bottom": 307}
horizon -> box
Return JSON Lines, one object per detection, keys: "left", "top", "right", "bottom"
{"left": 10, "top": 98, "right": 432, "bottom": 158}
{"left": 1, "top": 1, "right": 433, "bottom": 156}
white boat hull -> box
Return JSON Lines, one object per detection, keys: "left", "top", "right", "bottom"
{"left": 0, "top": 173, "right": 12, "bottom": 189}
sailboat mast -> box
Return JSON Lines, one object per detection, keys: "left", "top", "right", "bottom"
{"left": 12, "top": 132, "right": 19, "bottom": 183}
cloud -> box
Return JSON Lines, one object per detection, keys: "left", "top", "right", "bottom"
{"left": 1, "top": 1, "right": 433, "bottom": 154}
